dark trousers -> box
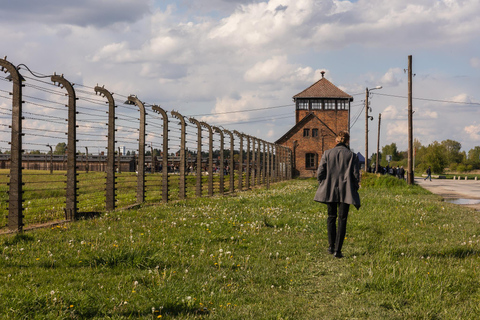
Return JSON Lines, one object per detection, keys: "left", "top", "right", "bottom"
{"left": 327, "top": 202, "right": 350, "bottom": 253}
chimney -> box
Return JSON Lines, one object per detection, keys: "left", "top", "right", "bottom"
{"left": 321, "top": 71, "right": 325, "bottom": 78}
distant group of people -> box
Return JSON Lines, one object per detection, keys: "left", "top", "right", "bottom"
{"left": 370, "top": 165, "right": 405, "bottom": 180}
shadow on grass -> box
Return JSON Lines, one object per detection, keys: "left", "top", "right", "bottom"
{"left": 18, "top": 299, "right": 208, "bottom": 319}
{"left": 1, "top": 233, "right": 35, "bottom": 245}
{"left": 427, "top": 247, "right": 479, "bottom": 259}
{"left": 75, "top": 211, "right": 102, "bottom": 220}
{"left": 90, "top": 304, "right": 208, "bottom": 319}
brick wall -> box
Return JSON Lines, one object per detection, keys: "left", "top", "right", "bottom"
{"left": 282, "top": 110, "right": 349, "bottom": 177}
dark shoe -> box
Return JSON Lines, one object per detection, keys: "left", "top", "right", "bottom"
{"left": 328, "top": 247, "right": 335, "bottom": 254}
{"left": 334, "top": 252, "right": 343, "bottom": 258}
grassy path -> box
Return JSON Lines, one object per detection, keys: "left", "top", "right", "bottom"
{"left": 1, "top": 174, "right": 479, "bottom": 319}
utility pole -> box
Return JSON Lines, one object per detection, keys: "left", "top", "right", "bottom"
{"left": 365, "top": 88, "right": 369, "bottom": 172}
{"left": 365, "top": 86, "right": 382, "bottom": 172}
{"left": 376, "top": 113, "right": 381, "bottom": 174}
{"left": 407, "top": 55, "right": 414, "bottom": 185}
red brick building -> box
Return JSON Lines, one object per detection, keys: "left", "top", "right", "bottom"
{"left": 276, "top": 72, "right": 353, "bottom": 177}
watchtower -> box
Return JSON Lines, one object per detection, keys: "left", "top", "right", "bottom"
{"left": 276, "top": 72, "right": 353, "bottom": 177}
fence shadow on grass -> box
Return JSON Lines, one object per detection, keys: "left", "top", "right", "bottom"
{"left": 113, "top": 303, "right": 208, "bottom": 319}
{"left": 426, "top": 247, "right": 478, "bottom": 259}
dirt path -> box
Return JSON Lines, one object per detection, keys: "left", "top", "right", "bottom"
{"left": 415, "top": 177, "right": 480, "bottom": 211}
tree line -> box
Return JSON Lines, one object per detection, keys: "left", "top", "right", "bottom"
{"left": 371, "top": 139, "right": 480, "bottom": 174}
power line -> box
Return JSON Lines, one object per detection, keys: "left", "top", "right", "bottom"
{"left": 186, "top": 104, "right": 294, "bottom": 117}
{"left": 375, "top": 92, "right": 480, "bottom": 106}
{"left": 350, "top": 105, "right": 365, "bottom": 129}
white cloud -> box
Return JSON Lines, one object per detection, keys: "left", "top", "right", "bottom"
{"left": 89, "top": 42, "right": 131, "bottom": 63}
{"left": 420, "top": 110, "right": 438, "bottom": 119}
{"left": 471, "top": 57, "right": 480, "bottom": 68}
{"left": 380, "top": 68, "right": 403, "bottom": 87}
{"left": 200, "top": 93, "right": 262, "bottom": 125}
{"left": 243, "top": 55, "right": 317, "bottom": 84}
{"left": 244, "top": 56, "right": 291, "bottom": 83}
{"left": 386, "top": 121, "right": 407, "bottom": 139}
{"left": 381, "top": 105, "right": 399, "bottom": 120}
{"left": 450, "top": 93, "right": 475, "bottom": 103}
{"left": 464, "top": 124, "right": 480, "bottom": 141}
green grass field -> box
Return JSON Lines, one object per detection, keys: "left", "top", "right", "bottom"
{"left": 1, "top": 174, "right": 479, "bottom": 319}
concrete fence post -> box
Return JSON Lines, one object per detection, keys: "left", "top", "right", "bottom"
{"left": 256, "top": 138, "right": 261, "bottom": 186}
{"left": 200, "top": 122, "right": 214, "bottom": 197}
{"left": 94, "top": 85, "right": 116, "bottom": 211}
{"left": 171, "top": 111, "right": 186, "bottom": 200}
{"left": 266, "top": 142, "right": 271, "bottom": 190}
{"left": 1, "top": 58, "right": 24, "bottom": 231}
{"left": 125, "top": 95, "right": 146, "bottom": 204}
{"left": 51, "top": 73, "right": 77, "bottom": 220}
{"left": 189, "top": 118, "right": 203, "bottom": 197}
{"left": 233, "top": 131, "right": 243, "bottom": 191}
{"left": 213, "top": 126, "right": 224, "bottom": 195}
{"left": 246, "top": 135, "right": 251, "bottom": 189}
{"left": 251, "top": 137, "right": 256, "bottom": 187}
{"left": 152, "top": 105, "right": 169, "bottom": 202}
{"left": 223, "top": 129, "right": 235, "bottom": 193}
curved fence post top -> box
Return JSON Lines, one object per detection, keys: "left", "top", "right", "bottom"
{"left": 152, "top": 104, "right": 168, "bottom": 118}
{"left": 125, "top": 95, "right": 145, "bottom": 115}
{"left": 200, "top": 121, "right": 213, "bottom": 133}
{"left": 94, "top": 85, "right": 115, "bottom": 104}
{"left": 0, "top": 57, "right": 23, "bottom": 83}
{"left": 171, "top": 110, "right": 186, "bottom": 123}
{"left": 222, "top": 128, "right": 233, "bottom": 138}
{"left": 233, "top": 130, "right": 244, "bottom": 138}
{"left": 51, "top": 73, "right": 76, "bottom": 97}
{"left": 189, "top": 117, "right": 201, "bottom": 125}
{"left": 212, "top": 126, "right": 224, "bottom": 136}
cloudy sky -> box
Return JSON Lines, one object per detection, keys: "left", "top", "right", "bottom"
{"left": 1, "top": 0, "right": 479, "bottom": 156}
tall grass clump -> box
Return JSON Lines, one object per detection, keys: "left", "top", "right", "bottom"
{"left": 1, "top": 176, "right": 479, "bottom": 319}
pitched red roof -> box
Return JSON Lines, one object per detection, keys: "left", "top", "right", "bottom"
{"left": 293, "top": 77, "right": 353, "bottom": 100}
{"left": 275, "top": 112, "right": 337, "bottom": 144}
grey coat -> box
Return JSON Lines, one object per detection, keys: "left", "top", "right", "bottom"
{"left": 313, "top": 143, "right": 361, "bottom": 209}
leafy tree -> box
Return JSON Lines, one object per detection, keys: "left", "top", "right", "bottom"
{"left": 468, "top": 146, "right": 480, "bottom": 161}
{"left": 424, "top": 141, "right": 447, "bottom": 174}
{"left": 54, "top": 142, "right": 67, "bottom": 155}
{"left": 381, "top": 143, "right": 399, "bottom": 166}
{"left": 467, "top": 146, "right": 480, "bottom": 169}
{"left": 441, "top": 139, "right": 462, "bottom": 165}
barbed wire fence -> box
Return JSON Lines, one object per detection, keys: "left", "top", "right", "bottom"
{"left": 0, "top": 57, "right": 293, "bottom": 233}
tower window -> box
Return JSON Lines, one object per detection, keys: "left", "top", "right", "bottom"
{"left": 338, "top": 100, "right": 347, "bottom": 110}
{"left": 303, "top": 128, "right": 310, "bottom": 137}
{"left": 305, "top": 153, "right": 317, "bottom": 169}
{"left": 311, "top": 101, "right": 322, "bottom": 109}
{"left": 325, "top": 100, "right": 335, "bottom": 110}
{"left": 297, "top": 101, "right": 309, "bottom": 110}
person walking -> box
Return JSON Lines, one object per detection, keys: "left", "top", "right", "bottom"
{"left": 425, "top": 166, "right": 432, "bottom": 181}
{"left": 314, "top": 131, "right": 361, "bottom": 258}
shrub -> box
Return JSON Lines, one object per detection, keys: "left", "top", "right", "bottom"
{"left": 361, "top": 172, "right": 406, "bottom": 188}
